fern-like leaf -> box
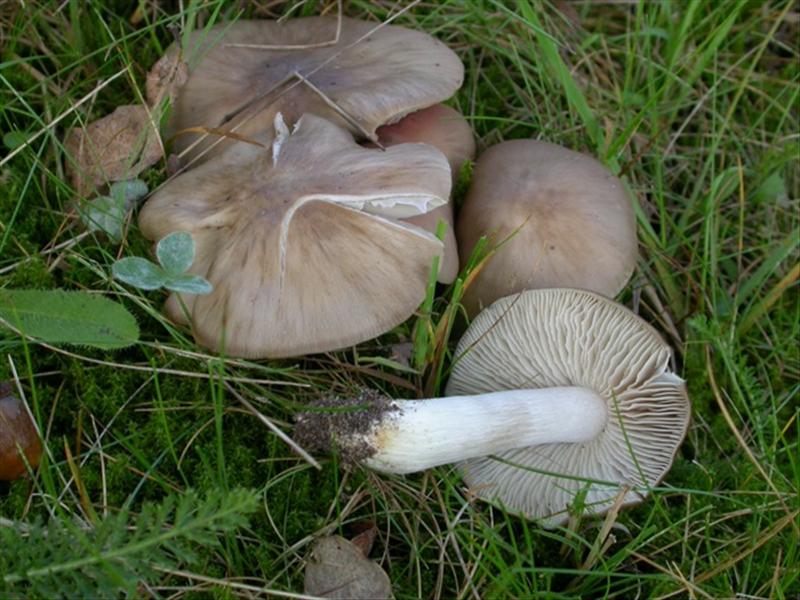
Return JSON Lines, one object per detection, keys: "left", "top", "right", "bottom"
{"left": 0, "top": 289, "right": 139, "bottom": 349}
{"left": 0, "top": 488, "right": 259, "bottom": 598}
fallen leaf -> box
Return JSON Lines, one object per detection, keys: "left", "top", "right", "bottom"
{"left": 304, "top": 535, "right": 393, "bottom": 599}
{"left": 146, "top": 52, "right": 188, "bottom": 107}
{"left": 65, "top": 105, "right": 163, "bottom": 197}
{"left": 349, "top": 522, "right": 377, "bottom": 557}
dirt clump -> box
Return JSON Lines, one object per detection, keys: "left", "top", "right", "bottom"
{"left": 295, "top": 389, "right": 398, "bottom": 465}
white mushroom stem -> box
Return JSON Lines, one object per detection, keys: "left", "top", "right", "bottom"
{"left": 362, "top": 387, "right": 607, "bottom": 474}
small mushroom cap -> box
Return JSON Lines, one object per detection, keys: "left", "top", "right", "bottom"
{"left": 139, "top": 114, "right": 451, "bottom": 358}
{"left": 0, "top": 384, "right": 43, "bottom": 481}
{"left": 457, "top": 140, "right": 637, "bottom": 315}
{"left": 376, "top": 105, "right": 475, "bottom": 283}
{"left": 445, "top": 288, "right": 689, "bottom": 527}
{"left": 376, "top": 105, "right": 475, "bottom": 184}
{"left": 165, "top": 17, "right": 463, "bottom": 162}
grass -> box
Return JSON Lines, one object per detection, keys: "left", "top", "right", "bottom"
{"left": 0, "top": 0, "right": 798, "bottom": 597}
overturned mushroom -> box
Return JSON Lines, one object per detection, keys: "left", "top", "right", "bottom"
{"left": 297, "top": 289, "right": 689, "bottom": 526}
{"left": 163, "top": 16, "right": 463, "bottom": 163}
{"left": 139, "top": 114, "right": 452, "bottom": 358}
{"left": 374, "top": 104, "right": 475, "bottom": 283}
{"left": 457, "top": 140, "right": 637, "bottom": 316}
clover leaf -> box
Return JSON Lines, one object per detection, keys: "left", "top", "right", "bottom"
{"left": 112, "top": 231, "right": 212, "bottom": 295}
{"left": 79, "top": 178, "right": 150, "bottom": 241}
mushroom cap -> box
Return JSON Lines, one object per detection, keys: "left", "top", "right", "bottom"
{"left": 166, "top": 16, "right": 463, "bottom": 163}
{"left": 0, "top": 384, "right": 42, "bottom": 481}
{"left": 139, "top": 114, "right": 452, "bottom": 358}
{"left": 445, "top": 288, "right": 689, "bottom": 527}
{"left": 457, "top": 140, "right": 637, "bottom": 315}
{"left": 376, "top": 105, "right": 475, "bottom": 184}
{"left": 376, "top": 104, "right": 475, "bottom": 283}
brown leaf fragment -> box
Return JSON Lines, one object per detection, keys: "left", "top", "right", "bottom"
{"left": 0, "top": 382, "right": 43, "bottom": 481}
{"left": 146, "top": 52, "right": 188, "bottom": 107}
{"left": 349, "top": 522, "right": 377, "bottom": 557}
{"left": 304, "top": 535, "right": 393, "bottom": 599}
{"left": 65, "top": 105, "right": 163, "bottom": 197}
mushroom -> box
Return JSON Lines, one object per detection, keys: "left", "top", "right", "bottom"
{"left": 139, "top": 114, "right": 452, "bottom": 358}
{"left": 163, "top": 16, "right": 463, "bottom": 163}
{"left": 373, "top": 104, "right": 475, "bottom": 283}
{"left": 0, "top": 383, "right": 42, "bottom": 481}
{"left": 297, "top": 289, "right": 689, "bottom": 526}
{"left": 456, "top": 140, "right": 637, "bottom": 315}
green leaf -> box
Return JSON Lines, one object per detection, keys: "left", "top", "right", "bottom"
{"left": 156, "top": 231, "right": 195, "bottom": 276}
{"left": 1, "top": 488, "right": 259, "bottom": 599}
{"left": 112, "top": 257, "right": 168, "bottom": 290}
{"left": 78, "top": 194, "right": 127, "bottom": 241}
{"left": 753, "top": 172, "right": 787, "bottom": 205}
{"left": 110, "top": 179, "right": 149, "bottom": 207}
{"left": 0, "top": 289, "right": 139, "bottom": 349}
{"left": 164, "top": 273, "right": 213, "bottom": 295}
{"left": 3, "top": 131, "right": 28, "bottom": 150}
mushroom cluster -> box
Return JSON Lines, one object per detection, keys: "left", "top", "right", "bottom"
{"left": 137, "top": 14, "right": 689, "bottom": 526}
{"left": 140, "top": 16, "right": 469, "bottom": 357}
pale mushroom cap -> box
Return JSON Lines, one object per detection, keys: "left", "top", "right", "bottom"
{"left": 376, "top": 104, "right": 476, "bottom": 284}
{"left": 445, "top": 288, "right": 690, "bottom": 527}
{"left": 457, "top": 140, "right": 637, "bottom": 316}
{"left": 166, "top": 17, "right": 463, "bottom": 162}
{"left": 139, "top": 114, "right": 451, "bottom": 358}
{"left": 376, "top": 104, "right": 475, "bottom": 183}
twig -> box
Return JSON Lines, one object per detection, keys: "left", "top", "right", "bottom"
{"left": 704, "top": 345, "right": 794, "bottom": 525}
{"left": 223, "top": 381, "right": 321, "bottom": 470}
{"left": 152, "top": 567, "right": 324, "bottom": 599}
{"left": 0, "top": 316, "right": 303, "bottom": 387}
{"left": 292, "top": 70, "right": 381, "bottom": 145}
{"left": 168, "top": 0, "right": 421, "bottom": 178}
{"left": 0, "top": 69, "right": 127, "bottom": 168}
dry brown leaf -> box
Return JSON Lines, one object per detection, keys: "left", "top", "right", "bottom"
{"left": 65, "top": 105, "right": 163, "bottom": 197}
{"left": 146, "top": 52, "right": 188, "bottom": 107}
{"left": 349, "top": 522, "right": 377, "bottom": 557}
{"left": 304, "top": 535, "right": 393, "bottom": 599}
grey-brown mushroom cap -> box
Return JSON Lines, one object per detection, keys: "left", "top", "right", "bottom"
{"left": 165, "top": 16, "right": 464, "bottom": 162}
{"left": 139, "top": 114, "right": 451, "bottom": 358}
{"left": 376, "top": 104, "right": 476, "bottom": 284}
{"left": 445, "top": 288, "right": 690, "bottom": 527}
{"left": 457, "top": 140, "right": 637, "bottom": 316}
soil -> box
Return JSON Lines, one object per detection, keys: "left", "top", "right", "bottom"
{"left": 294, "top": 388, "right": 399, "bottom": 465}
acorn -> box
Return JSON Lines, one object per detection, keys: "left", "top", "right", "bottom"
{"left": 0, "top": 382, "right": 43, "bottom": 480}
